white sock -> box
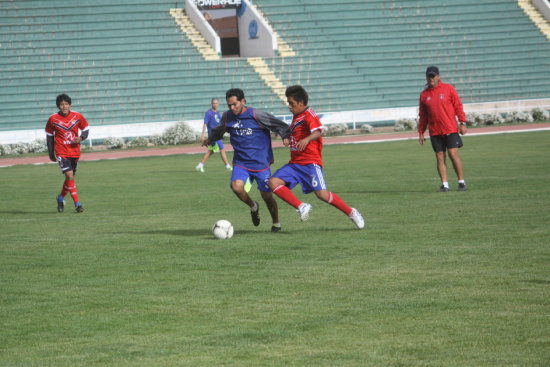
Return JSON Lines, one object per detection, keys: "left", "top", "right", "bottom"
{"left": 251, "top": 202, "right": 258, "bottom": 212}
{"left": 442, "top": 182, "right": 449, "bottom": 188}
{"left": 197, "top": 162, "right": 204, "bottom": 168}
{"left": 458, "top": 180, "right": 465, "bottom": 184}
{"left": 226, "top": 164, "right": 231, "bottom": 168}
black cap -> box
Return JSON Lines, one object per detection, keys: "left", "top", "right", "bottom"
{"left": 426, "top": 66, "right": 439, "bottom": 77}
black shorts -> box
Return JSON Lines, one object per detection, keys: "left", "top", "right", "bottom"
{"left": 430, "top": 133, "right": 463, "bottom": 153}
{"left": 57, "top": 156, "right": 79, "bottom": 174}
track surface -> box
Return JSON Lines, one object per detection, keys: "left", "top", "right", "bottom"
{"left": 2, "top": 123, "right": 549, "bottom": 168}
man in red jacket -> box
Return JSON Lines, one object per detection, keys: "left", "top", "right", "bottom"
{"left": 418, "top": 66, "right": 467, "bottom": 192}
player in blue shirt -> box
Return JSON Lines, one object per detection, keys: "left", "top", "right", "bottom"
{"left": 195, "top": 98, "right": 232, "bottom": 173}
{"left": 205, "top": 88, "right": 290, "bottom": 232}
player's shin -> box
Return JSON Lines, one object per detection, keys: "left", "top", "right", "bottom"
{"left": 272, "top": 185, "right": 302, "bottom": 208}
{"left": 327, "top": 192, "right": 352, "bottom": 216}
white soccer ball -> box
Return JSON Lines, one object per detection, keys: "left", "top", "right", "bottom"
{"left": 212, "top": 219, "right": 234, "bottom": 239}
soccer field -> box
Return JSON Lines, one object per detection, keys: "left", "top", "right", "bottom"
{"left": 1, "top": 131, "right": 549, "bottom": 366}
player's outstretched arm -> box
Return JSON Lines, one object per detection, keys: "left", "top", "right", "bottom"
{"left": 254, "top": 110, "right": 291, "bottom": 140}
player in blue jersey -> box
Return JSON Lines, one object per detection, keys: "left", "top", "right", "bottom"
{"left": 204, "top": 88, "right": 291, "bottom": 232}
{"left": 195, "top": 98, "right": 232, "bottom": 173}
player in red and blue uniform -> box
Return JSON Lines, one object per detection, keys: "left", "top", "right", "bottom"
{"left": 45, "top": 94, "right": 89, "bottom": 213}
{"left": 269, "top": 85, "right": 364, "bottom": 229}
{"left": 205, "top": 88, "right": 290, "bottom": 232}
{"left": 195, "top": 98, "right": 232, "bottom": 173}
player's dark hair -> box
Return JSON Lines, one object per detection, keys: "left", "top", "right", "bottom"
{"left": 56, "top": 93, "right": 71, "bottom": 107}
{"left": 226, "top": 88, "right": 245, "bottom": 101}
{"left": 285, "top": 85, "right": 308, "bottom": 105}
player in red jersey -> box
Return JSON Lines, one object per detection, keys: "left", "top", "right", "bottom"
{"left": 45, "top": 94, "right": 89, "bottom": 213}
{"left": 269, "top": 85, "right": 364, "bottom": 229}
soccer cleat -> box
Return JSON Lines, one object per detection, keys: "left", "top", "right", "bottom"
{"left": 56, "top": 195, "right": 65, "bottom": 213}
{"left": 349, "top": 208, "right": 365, "bottom": 229}
{"left": 226, "top": 165, "right": 233, "bottom": 171}
{"left": 458, "top": 183, "right": 467, "bottom": 191}
{"left": 195, "top": 164, "right": 204, "bottom": 173}
{"left": 75, "top": 203, "right": 84, "bottom": 213}
{"left": 271, "top": 225, "right": 282, "bottom": 233}
{"left": 297, "top": 203, "right": 312, "bottom": 221}
{"left": 250, "top": 201, "right": 260, "bottom": 226}
{"left": 438, "top": 185, "right": 450, "bottom": 192}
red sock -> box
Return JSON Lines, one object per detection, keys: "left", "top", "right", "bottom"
{"left": 272, "top": 185, "right": 302, "bottom": 209}
{"left": 60, "top": 182, "right": 69, "bottom": 198}
{"left": 327, "top": 192, "right": 352, "bottom": 216}
{"left": 65, "top": 180, "right": 79, "bottom": 204}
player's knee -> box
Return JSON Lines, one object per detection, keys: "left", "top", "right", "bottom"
{"left": 231, "top": 180, "right": 244, "bottom": 193}
{"left": 268, "top": 177, "right": 282, "bottom": 191}
{"left": 315, "top": 190, "right": 330, "bottom": 202}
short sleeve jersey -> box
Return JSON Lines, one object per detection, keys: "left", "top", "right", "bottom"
{"left": 289, "top": 107, "right": 324, "bottom": 167}
{"left": 204, "top": 109, "right": 221, "bottom": 134}
{"left": 45, "top": 111, "right": 89, "bottom": 158}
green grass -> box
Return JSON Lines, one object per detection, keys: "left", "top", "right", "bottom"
{"left": 1, "top": 131, "right": 549, "bottom": 366}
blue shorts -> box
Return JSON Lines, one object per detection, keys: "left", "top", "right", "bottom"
{"left": 57, "top": 156, "right": 79, "bottom": 174}
{"left": 231, "top": 165, "right": 272, "bottom": 192}
{"left": 272, "top": 163, "right": 327, "bottom": 194}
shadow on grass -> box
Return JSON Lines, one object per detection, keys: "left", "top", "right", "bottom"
{"left": 0, "top": 210, "right": 59, "bottom": 215}
{"left": 344, "top": 190, "right": 427, "bottom": 194}
{"left": 138, "top": 229, "right": 293, "bottom": 237}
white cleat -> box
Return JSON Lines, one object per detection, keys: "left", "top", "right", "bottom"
{"left": 297, "top": 203, "right": 312, "bottom": 221}
{"left": 349, "top": 208, "right": 365, "bottom": 229}
{"left": 195, "top": 164, "right": 204, "bottom": 173}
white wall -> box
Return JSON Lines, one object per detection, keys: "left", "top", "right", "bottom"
{"left": 3, "top": 99, "right": 549, "bottom": 145}
{"left": 186, "top": 0, "right": 221, "bottom": 54}
{"left": 533, "top": 0, "right": 550, "bottom": 21}
{"left": 237, "top": 0, "right": 277, "bottom": 57}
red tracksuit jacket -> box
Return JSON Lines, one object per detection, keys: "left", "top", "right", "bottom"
{"left": 418, "top": 81, "right": 466, "bottom": 136}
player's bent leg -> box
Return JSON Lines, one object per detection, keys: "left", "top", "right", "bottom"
{"left": 313, "top": 189, "right": 331, "bottom": 203}
{"left": 268, "top": 177, "right": 285, "bottom": 191}
{"left": 231, "top": 180, "right": 253, "bottom": 205}
{"left": 260, "top": 191, "right": 279, "bottom": 224}
{"left": 318, "top": 190, "right": 353, "bottom": 215}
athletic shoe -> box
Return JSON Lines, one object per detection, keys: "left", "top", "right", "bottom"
{"left": 458, "top": 183, "right": 467, "bottom": 191}
{"left": 226, "top": 165, "right": 233, "bottom": 171}
{"left": 271, "top": 225, "right": 281, "bottom": 233}
{"left": 438, "top": 185, "right": 450, "bottom": 192}
{"left": 75, "top": 203, "right": 84, "bottom": 213}
{"left": 56, "top": 195, "right": 65, "bottom": 213}
{"left": 251, "top": 201, "right": 260, "bottom": 226}
{"left": 297, "top": 203, "right": 312, "bottom": 221}
{"left": 195, "top": 164, "right": 204, "bottom": 173}
{"left": 349, "top": 208, "right": 365, "bottom": 229}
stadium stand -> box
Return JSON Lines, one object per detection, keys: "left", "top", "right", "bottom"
{"left": 1, "top": 0, "right": 549, "bottom": 134}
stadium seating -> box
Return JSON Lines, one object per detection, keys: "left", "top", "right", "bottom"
{"left": 1, "top": 0, "right": 549, "bottom": 132}
{"left": 255, "top": 0, "right": 550, "bottom": 113}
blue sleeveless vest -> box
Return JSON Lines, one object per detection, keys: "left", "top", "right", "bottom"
{"left": 226, "top": 107, "right": 273, "bottom": 171}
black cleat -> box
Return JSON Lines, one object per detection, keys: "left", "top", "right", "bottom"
{"left": 271, "top": 225, "right": 281, "bottom": 233}
{"left": 250, "top": 201, "right": 260, "bottom": 226}
{"left": 438, "top": 185, "right": 450, "bottom": 192}
{"left": 57, "top": 195, "right": 65, "bottom": 213}
{"left": 458, "top": 183, "right": 467, "bottom": 191}
{"left": 75, "top": 204, "right": 84, "bottom": 213}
